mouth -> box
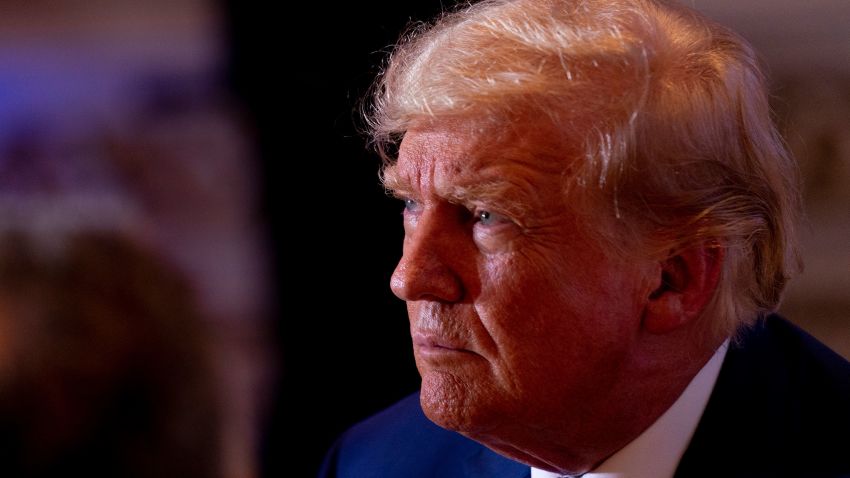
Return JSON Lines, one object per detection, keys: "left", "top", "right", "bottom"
{"left": 412, "top": 332, "right": 477, "bottom": 358}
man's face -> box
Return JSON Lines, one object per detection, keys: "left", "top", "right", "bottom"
{"left": 385, "top": 123, "right": 658, "bottom": 445}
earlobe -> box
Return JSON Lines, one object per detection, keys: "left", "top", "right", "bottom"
{"left": 643, "top": 243, "right": 724, "bottom": 335}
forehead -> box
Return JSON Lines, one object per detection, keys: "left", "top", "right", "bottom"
{"left": 387, "top": 122, "right": 573, "bottom": 193}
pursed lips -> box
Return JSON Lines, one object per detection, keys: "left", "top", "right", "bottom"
{"left": 411, "top": 331, "right": 480, "bottom": 358}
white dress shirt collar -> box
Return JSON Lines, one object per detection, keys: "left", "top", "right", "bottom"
{"left": 531, "top": 340, "right": 729, "bottom": 478}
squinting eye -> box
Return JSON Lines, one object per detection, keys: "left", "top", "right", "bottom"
{"left": 402, "top": 198, "right": 420, "bottom": 212}
{"left": 476, "top": 209, "right": 509, "bottom": 226}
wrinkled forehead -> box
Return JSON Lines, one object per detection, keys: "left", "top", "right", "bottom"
{"left": 387, "top": 118, "right": 576, "bottom": 189}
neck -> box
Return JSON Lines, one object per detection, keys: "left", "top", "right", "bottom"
{"left": 467, "top": 332, "right": 726, "bottom": 475}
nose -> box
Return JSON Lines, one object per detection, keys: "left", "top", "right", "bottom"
{"left": 390, "top": 211, "right": 464, "bottom": 303}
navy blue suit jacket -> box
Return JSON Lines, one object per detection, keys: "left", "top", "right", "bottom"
{"left": 320, "top": 315, "right": 850, "bottom": 477}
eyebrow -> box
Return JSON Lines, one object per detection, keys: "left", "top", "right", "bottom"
{"left": 381, "top": 163, "right": 535, "bottom": 220}
{"left": 381, "top": 163, "right": 410, "bottom": 196}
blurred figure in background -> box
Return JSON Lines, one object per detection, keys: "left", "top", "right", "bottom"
{"left": 0, "top": 1, "right": 273, "bottom": 476}
{"left": 0, "top": 228, "right": 219, "bottom": 478}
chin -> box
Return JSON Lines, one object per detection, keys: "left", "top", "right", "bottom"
{"left": 419, "top": 370, "right": 502, "bottom": 434}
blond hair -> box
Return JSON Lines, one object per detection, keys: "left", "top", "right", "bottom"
{"left": 367, "top": 0, "right": 801, "bottom": 338}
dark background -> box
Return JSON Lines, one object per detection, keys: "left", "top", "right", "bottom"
{"left": 225, "top": 2, "right": 445, "bottom": 477}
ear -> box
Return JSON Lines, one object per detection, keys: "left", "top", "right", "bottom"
{"left": 643, "top": 242, "right": 724, "bottom": 335}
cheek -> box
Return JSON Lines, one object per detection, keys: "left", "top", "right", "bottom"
{"left": 475, "top": 247, "right": 640, "bottom": 376}
{"left": 477, "top": 248, "right": 580, "bottom": 330}
{"left": 474, "top": 254, "right": 582, "bottom": 373}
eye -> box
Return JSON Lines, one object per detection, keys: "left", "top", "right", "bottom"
{"left": 471, "top": 207, "right": 519, "bottom": 252}
{"left": 401, "top": 197, "right": 421, "bottom": 214}
{"left": 474, "top": 209, "right": 510, "bottom": 227}
{"left": 398, "top": 197, "right": 421, "bottom": 235}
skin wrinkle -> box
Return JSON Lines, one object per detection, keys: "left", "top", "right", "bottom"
{"left": 383, "top": 122, "right": 575, "bottom": 235}
{"left": 385, "top": 165, "right": 535, "bottom": 228}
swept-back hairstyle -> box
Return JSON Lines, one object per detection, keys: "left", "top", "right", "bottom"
{"left": 366, "top": 0, "right": 801, "bottom": 338}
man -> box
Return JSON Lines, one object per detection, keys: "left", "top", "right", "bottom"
{"left": 321, "top": 0, "right": 850, "bottom": 476}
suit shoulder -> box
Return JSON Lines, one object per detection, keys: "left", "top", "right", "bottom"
{"left": 319, "top": 392, "right": 483, "bottom": 478}
{"left": 743, "top": 314, "right": 850, "bottom": 397}
{"left": 677, "top": 314, "right": 850, "bottom": 475}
